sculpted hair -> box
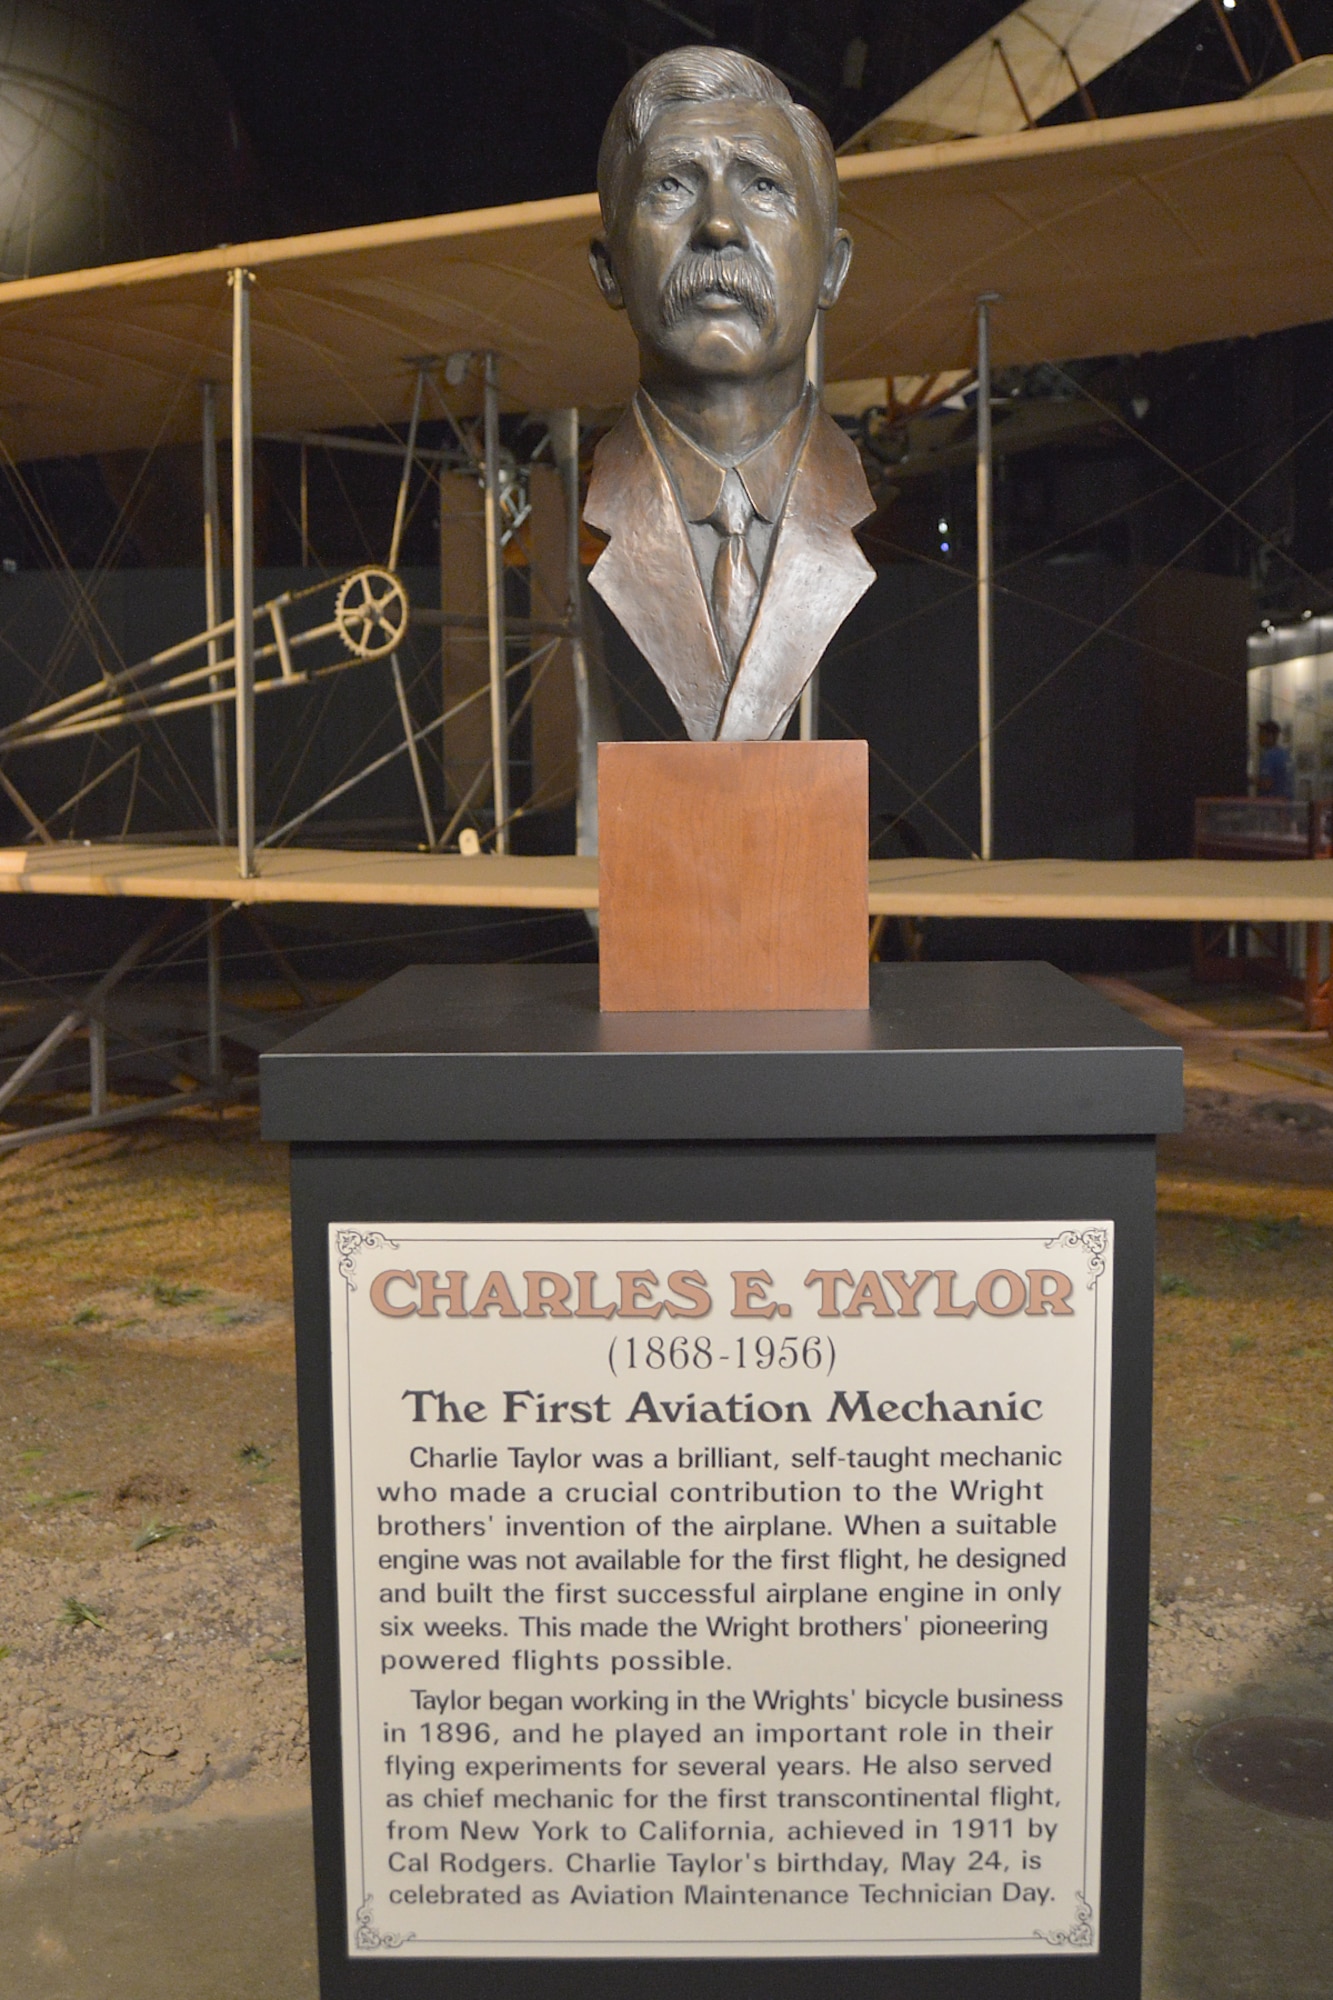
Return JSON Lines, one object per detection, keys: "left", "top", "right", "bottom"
{"left": 597, "top": 46, "right": 838, "bottom": 239}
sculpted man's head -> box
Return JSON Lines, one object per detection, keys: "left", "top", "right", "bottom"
{"left": 583, "top": 50, "right": 874, "bottom": 744}
{"left": 590, "top": 48, "right": 850, "bottom": 425}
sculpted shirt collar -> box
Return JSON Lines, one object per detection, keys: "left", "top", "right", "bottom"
{"left": 635, "top": 386, "right": 814, "bottom": 527}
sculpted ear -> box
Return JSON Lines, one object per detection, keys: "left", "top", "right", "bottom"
{"left": 819, "top": 230, "right": 853, "bottom": 311}
{"left": 589, "top": 238, "right": 625, "bottom": 310}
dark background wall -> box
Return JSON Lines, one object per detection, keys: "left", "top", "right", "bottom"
{"left": 597, "top": 555, "right": 1251, "bottom": 865}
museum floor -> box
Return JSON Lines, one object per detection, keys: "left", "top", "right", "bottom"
{"left": 0, "top": 977, "right": 1330, "bottom": 1999}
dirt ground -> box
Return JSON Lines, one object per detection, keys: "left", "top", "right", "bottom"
{"left": 0, "top": 1066, "right": 1330, "bottom": 1899}
{"left": 0, "top": 1108, "right": 308, "bottom": 1862}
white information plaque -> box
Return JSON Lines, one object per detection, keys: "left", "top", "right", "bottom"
{"left": 329, "top": 1220, "right": 1111, "bottom": 1961}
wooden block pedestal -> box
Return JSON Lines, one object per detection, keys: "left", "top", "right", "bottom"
{"left": 598, "top": 738, "right": 869, "bottom": 1011}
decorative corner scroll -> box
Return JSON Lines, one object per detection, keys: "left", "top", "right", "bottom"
{"left": 1045, "top": 1228, "right": 1108, "bottom": 1290}
{"left": 355, "top": 1894, "right": 415, "bottom": 1951}
{"left": 335, "top": 1228, "right": 398, "bottom": 1290}
{"left": 1035, "top": 1889, "right": 1095, "bottom": 1948}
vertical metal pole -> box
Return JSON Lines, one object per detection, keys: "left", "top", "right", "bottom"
{"left": 299, "top": 442, "right": 309, "bottom": 568}
{"left": 799, "top": 314, "right": 826, "bottom": 742}
{"left": 388, "top": 366, "right": 427, "bottom": 573}
{"left": 393, "top": 659, "right": 435, "bottom": 848}
{"left": 976, "top": 293, "right": 999, "bottom": 863}
{"left": 206, "top": 908, "right": 224, "bottom": 1087}
{"left": 994, "top": 36, "right": 1036, "bottom": 124}
{"left": 201, "top": 381, "right": 228, "bottom": 845}
{"left": 1060, "top": 47, "right": 1099, "bottom": 120}
{"left": 88, "top": 1015, "right": 107, "bottom": 1117}
{"left": 482, "top": 351, "right": 510, "bottom": 852}
{"left": 229, "top": 269, "right": 256, "bottom": 877}
{"left": 388, "top": 365, "right": 435, "bottom": 847}
{"left": 1263, "top": 0, "right": 1302, "bottom": 65}
{"left": 1207, "top": 0, "right": 1253, "bottom": 83}
{"left": 550, "top": 408, "right": 596, "bottom": 855}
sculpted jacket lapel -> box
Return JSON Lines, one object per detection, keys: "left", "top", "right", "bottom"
{"left": 584, "top": 401, "right": 729, "bottom": 741}
{"left": 586, "top": 397, "right": 876, "bottom": 743}
{"left": 716, "top": 409, "right": 876, "bottom": 741}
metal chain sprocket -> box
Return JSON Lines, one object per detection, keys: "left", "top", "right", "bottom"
{"left": 333, "top": 567, "right": 410, "bottom": 659}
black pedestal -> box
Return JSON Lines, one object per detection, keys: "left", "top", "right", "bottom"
{"left": 262, "top": 963, "right": 1180, "bottom": 2000}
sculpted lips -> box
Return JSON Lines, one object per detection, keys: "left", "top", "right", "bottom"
{"left": 659, "top": 249, "right": 776, "bottom": 331}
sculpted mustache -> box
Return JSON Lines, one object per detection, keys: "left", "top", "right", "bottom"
{"left": 659, "top": 253, "right": 776, "bottom": 329}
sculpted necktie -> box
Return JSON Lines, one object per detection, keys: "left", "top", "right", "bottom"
{"left": 707, "top": 472, "right": 760, "bottom": 674}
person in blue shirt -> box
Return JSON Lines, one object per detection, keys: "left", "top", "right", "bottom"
{"left": 1256, "top": 719, "right": 1295, "bottom": 799}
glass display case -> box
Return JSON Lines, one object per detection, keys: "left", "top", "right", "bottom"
{"left": 1247, "top": 612, "right": 1333, "bottom": 801}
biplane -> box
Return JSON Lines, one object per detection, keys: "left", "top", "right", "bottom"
{"left": 0, "top": 42, "right": 1331, "bottom": 1144}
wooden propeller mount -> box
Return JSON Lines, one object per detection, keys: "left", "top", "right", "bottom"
{"left": 597, "top": 739, "right": 869, "bottom": 1012}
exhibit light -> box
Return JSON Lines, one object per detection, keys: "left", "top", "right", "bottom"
{"left": 1222, "top": 0, "right": 1236, "bottom": 10}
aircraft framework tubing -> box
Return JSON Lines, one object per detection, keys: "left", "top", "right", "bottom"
{"left": 0, "top": 566, "right": 412, "bottom": 752}
{"left": 0, "top": 260, "right": 594, "bottom": 874}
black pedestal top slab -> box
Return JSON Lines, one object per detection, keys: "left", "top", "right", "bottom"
{"left": 260, "top": 961, "right": 1181, "bottom": 1144}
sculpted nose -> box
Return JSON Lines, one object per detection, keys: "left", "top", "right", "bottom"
{"left": 693, "top": 187, "right": 743, "bottom": 250}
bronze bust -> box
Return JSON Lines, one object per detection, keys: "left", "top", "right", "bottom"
{"left": 585, "top": 47, "right": 874, "bottom": 743}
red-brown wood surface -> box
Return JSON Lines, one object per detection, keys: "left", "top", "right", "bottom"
{"left": 598, "top": 739, "right": 869, "bottom": 1012}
